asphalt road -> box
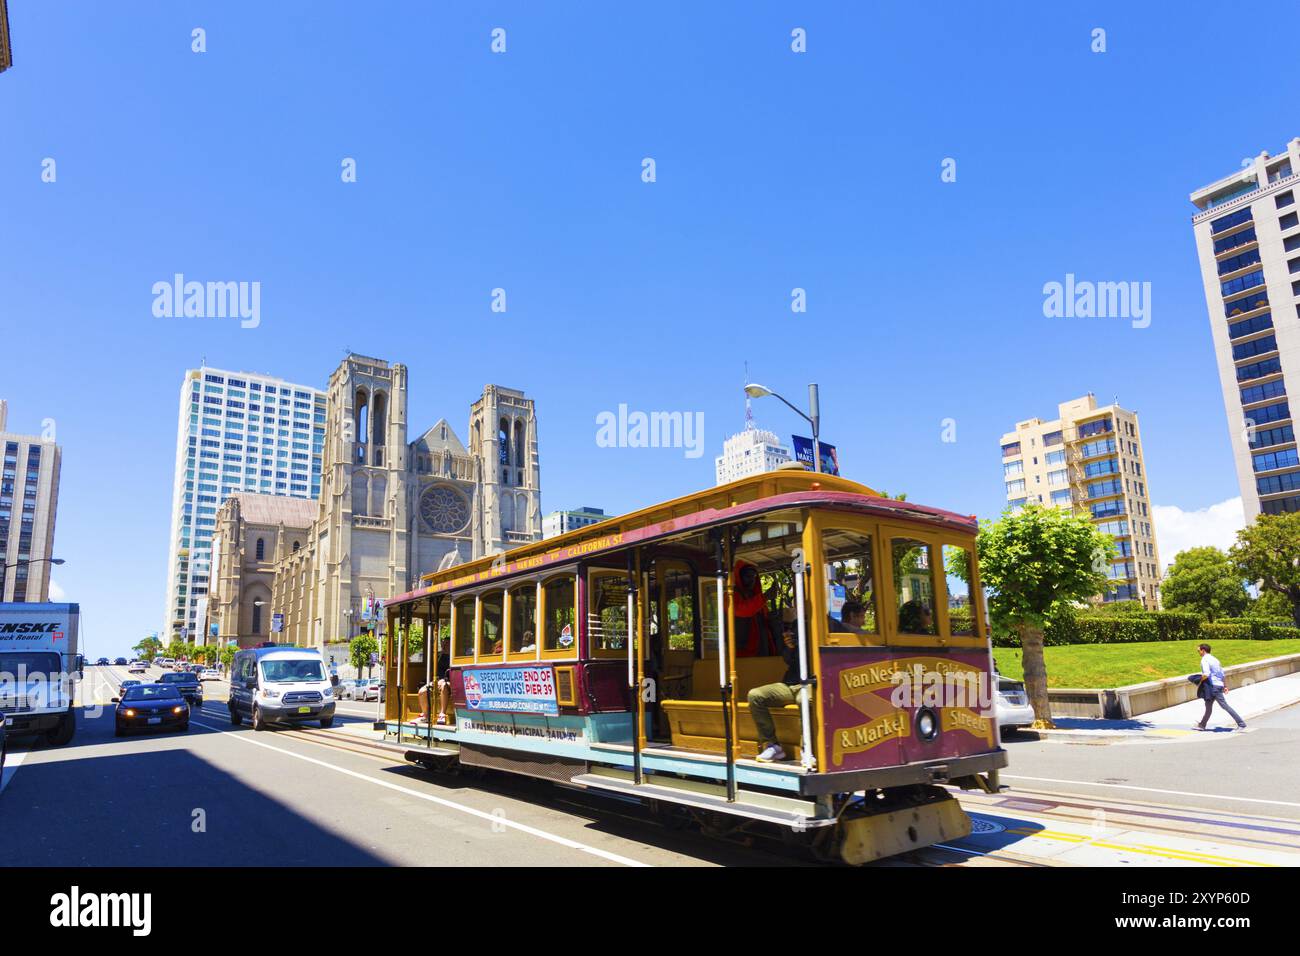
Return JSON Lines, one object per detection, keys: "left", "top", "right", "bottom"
{"left": 997, "top": 703, "right": 1300, "bottom": 821}
{"left": 0, "top": 664, "right": 795, "bottom": 867}
{"left": 5, "top": 664, "right": 1298, "bottom": 867}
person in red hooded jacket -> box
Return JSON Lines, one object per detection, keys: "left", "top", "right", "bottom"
{"left": 732, "top": 561, "right": 778, "bottom": 657}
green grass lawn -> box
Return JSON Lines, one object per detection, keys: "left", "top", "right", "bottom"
{"left": 992, "top": 639, "right": 1300, "bottom": 689}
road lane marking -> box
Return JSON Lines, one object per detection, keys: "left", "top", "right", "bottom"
{"left": 1002, "top": 774, "right": 1300, "bottom": 810}
{"left": 188, "top": 717, "right": 650, "bottom": 867}
{"left": 1, "top": 744, "right": 28, "bottom": 792}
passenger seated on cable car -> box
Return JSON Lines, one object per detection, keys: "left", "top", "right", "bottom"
{"left": 899, "top": 600, "right": 934, "bottom": 634}
{"left": 828, "top": 601, "right": 868, "bottom": 635}
{"left": 748, "top": 620, "right": 805, "bottom": 763}
{"left": 518, "top": 630, "right": 536, "bottom": 653}
{"left": 732, "top": 560, "right": 778, "bottom": 657}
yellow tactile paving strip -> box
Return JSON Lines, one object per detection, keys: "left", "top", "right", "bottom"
{"left": 946, "top": 787, "right": 1300, "bottom": 867}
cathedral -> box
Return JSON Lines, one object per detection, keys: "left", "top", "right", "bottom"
{"left": 209, "top": 354, "right": 542, "bottom": 651}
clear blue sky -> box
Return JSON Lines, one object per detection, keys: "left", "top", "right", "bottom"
{"left": 3, "top": 2, "right": 1296, "bottom": 657}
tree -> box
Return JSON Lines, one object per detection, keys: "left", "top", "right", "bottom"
{"left": 1160, "top": 546, "right": 1248, "bottom": 621}
{"left": 976, "top": 505, "right": 1115, "bottom": 728}
{"left": 1249, "top": 587, "right": 1293, "bottom": 621}
{"left": 350, "top": 633, "right": 379, "bottom": 678}
{"left": 219, "top": 645, "right": 237, "bottom": 669}
{"left": 1231, "top": 512, "right": 1300, "bottom": 626}
{"left": 134, "top": 635, "right": 162, "bottom": 662}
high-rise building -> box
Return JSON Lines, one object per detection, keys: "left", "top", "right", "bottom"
{"left": 714, "top": 403, "right": 792, "bottom": 485}
{"left": 542, "top": 507, "right": 609, "bottom": 539}
{"left": 161, "top": 367, "right": 326, "bottom": 642}
{"left": 1190, "top": 138, "right": 1300, "bottom": 520}
{"left": 1000, "top": 394, "right": 1162, "bottom": 608}
{"left": 0, "top": 399, "right": 62, "bottom": 602}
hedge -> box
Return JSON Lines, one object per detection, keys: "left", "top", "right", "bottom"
{"left": 988, "top": 612, "right": 1299, "bottom": 648}
{"left": 1199, "top": 620, "right": 1300, "bottom": 642}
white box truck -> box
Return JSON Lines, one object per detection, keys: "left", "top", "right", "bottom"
{"left": 0, "top": 602, "right": 82, "bottom": 745}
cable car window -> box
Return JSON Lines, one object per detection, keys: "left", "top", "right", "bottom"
{"left": 408, "top": 615, "right": 426, "bottom": 664}
{"left": 510, "top": 584, "right": 538, "bottom": 655}
{"left": 542, "top": 576, "right": 576, "bottom": 654}
{"left": 480, "top": 591, "right": 504, "bottom": 658}
{"left": 821, "top": 527, "right": 879, "bottom": 638}
{"left": 662, "top": 566, "right": 695, "bottom": 651}
{"left": 942, "top": 544, "right": 976, "bottom": 636}
{"left": 892, "top": 538, "right": 937, "bottom": 635}
{"left": 453, "top": 599, "right": 476, "bottom": 660}
{"left": 589, "top": 572, "right": 630, "bottom": 655}
{"left": 699, "top": 577, "right": 721, "bottom": 659}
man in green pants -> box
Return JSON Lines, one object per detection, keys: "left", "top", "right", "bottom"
{"left": 750, "top": 601, "right": 865, "bottom": 762}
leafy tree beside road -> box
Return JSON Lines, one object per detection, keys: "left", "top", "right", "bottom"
{"left": 975, "top": 505, "right": 1115, "bottom": 728}
{"left": 1161, "top": 546, "right": 1249, "bottom": 622}
{"left": 350, "top": 633, "right": 379, "bottom": 678}
{"left": 1231, "top": 512, "right": 1300, "bottom": 627}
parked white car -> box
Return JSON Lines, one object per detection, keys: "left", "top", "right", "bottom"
{"left": 127, "top": 660, "right": 147, "bottom": 674}
{"left": 334, "top": 678, "right": 366, "bottom": 701}
{"left": 995, "top": 675, "right": 1035, "bottom": 736}
{"left": 199, "top": 668, "right": 222, "bottom": 682}
{"left": 361, "top": 679, "right": 386, "bottom": 703}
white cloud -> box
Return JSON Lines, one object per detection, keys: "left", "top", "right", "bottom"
{"left": 49, "top": 578, "right": 66, "bottom": 601}
{"left": 1152, "top": 497, "right": 1246, "bottom": 566}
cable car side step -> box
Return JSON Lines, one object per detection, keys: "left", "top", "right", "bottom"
{"left": 571, "top": 771, "right": 836, "bottom": 829}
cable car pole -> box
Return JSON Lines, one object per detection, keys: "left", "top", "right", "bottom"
{"left": 792, "top": 549, "right": 815, "bottom": 772}
{"left": 714, "top": 530, "right": 736, "bottom": 802}
{"left": 627, "top": 550, "right": 642, "bottom": 785}
{"left": 425, "top": 598, "right": 435, "bottom": 749}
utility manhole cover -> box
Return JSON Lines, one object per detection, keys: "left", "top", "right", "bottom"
{"left": 969, "top": 817, "right": 1006, "bottom": 835}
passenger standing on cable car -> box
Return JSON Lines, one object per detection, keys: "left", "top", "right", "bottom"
{"left": 732, "top": 561, "right": 778, "bottom": 657}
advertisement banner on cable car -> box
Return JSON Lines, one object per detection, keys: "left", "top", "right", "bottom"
{"left": 461, "top": 665, "right": 560, "bottom": 716}
{"left": 791, "top": 435, "right": 840, "bottom": 475}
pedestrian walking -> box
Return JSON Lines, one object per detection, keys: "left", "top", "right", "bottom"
{"left": 1193, "top": 643, "right": 1246, "bottom": 731}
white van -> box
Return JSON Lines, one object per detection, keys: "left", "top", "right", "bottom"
{"left": 227, "top": 647, "right": 336, "bottom": 730}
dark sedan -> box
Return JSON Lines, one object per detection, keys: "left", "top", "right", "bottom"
{"left": 114, "top": 685, "right": 189, "bottom": 736}
{"left": 114, "top": 657, "right": 128, "bottom": 666}
{"left": 159, "top": 671, "right": 204, "bottom": 705}
{"left": 118, "top": 679, "right": 143, "bottom": 697}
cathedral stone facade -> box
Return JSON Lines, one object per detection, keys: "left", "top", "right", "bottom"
{"left": 205, "top": 354, "right": 542, "bottom": 650}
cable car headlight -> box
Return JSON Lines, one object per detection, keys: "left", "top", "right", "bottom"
{"left": 916, "top": 707, "right": 939, "bottom": 741}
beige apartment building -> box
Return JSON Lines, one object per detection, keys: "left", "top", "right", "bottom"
{"left": 1000, "top": 395, "right": 1161, "bottom": 608}
{"left": 1190, "top": 138, "right": 1300, "bottom": 521}
{"left": 0, "top": 399, "right": 62, "bottom": 603}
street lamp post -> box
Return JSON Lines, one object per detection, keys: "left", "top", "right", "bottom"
{"left": 1, "top": 557, "right": 66, "bottom": 601}
{"left": 0, "top": 556, "right": 65, "bottom": 571}
{"left": 743, "top": 382, "right": 823, "bottom": 473}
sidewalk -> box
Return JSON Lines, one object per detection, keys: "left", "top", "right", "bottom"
{"left": 1027, "top": 671, "right": 1300, "bottom": 741}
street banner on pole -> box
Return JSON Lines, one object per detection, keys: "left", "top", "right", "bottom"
{"left": 792, "top": 435, "right": 840, "bottom": 475}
